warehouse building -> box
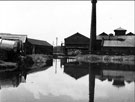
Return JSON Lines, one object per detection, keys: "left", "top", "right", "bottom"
{"left": 64, "top": 28, "right": 135, "bottom": 55}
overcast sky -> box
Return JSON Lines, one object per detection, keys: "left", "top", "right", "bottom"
{"left": 0, "top": 1, "right": 134, "bottom": 45}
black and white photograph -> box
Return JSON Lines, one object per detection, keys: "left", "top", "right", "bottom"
{"left": 0, "top": 0, "right": 135, "bottom": 102}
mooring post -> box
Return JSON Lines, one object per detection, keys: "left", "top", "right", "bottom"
{"left": 89, "top": 0, "right": 97, "bottom": 54}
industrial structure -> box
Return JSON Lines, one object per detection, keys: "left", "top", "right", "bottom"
{"left": 0, "top": 33, "right": 53, "bottom": 60}
{"left": 64, "top": 28, "right": 135, "bottom": 55}
{"left": 64, "top": 32, "right": 90, "bottom": 55}
{"left": 64, "top": 0, "right": 134, "bottom": 56}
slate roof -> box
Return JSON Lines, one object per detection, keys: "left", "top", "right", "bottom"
{"left": 27, "top": 38, "right": 52, "bottom": 46}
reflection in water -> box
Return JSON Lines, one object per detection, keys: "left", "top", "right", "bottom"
{"left": 64, "top": 62, "right": 89, "bottom": 79}
{"left": 0, "top": 59, "right": 53, "bottom": 90}
{"left": 0, "top": 71, "right": 26, "bottom": 89}
{"left": 89, "top": 63, "right": 96, "bottom": 102}
{"left": 62, "top": 58, "right": 135, "bottom": 102}
{"left": 0, "top": 58, "right": 135, "bottom": 102}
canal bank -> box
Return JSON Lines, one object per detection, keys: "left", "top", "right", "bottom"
{"left": 0, "top": 59, "right": 134, "bottom": 102}
{"left": 76, "top": 54, "right": 135, "bottom": 64}
{"left": 0, "top": 54, "right": 53, "bottom": 72}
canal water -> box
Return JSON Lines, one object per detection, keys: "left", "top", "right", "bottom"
{"left": 0, "top": 58, "right": 135, "bottom": 102}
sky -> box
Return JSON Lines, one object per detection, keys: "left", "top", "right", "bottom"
{"left": 0, "top": 1, "right": 134, "bottom": 45}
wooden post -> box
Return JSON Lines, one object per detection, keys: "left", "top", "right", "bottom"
{"left": 90, "top": 0, "right": 97, "bottom": 54}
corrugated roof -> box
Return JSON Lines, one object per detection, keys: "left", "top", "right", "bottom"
{"left": 27, "top": 38, "right": 52, "bottom": 46}
{"left": 0, "top": 33, "right": 27, "bottom": 43}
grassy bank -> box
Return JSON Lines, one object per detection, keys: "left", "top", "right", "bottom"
{"left": 21, "top": 54, "right": 52, "bottom": 69}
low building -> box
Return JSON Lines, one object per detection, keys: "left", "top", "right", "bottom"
{"left": 25, "top": 38, "right": 53, "bottom": 55}
{"left": 100, "top": 28, "right": 135, "bottom": 55}
{"left": 102, "top": 38, "right": 135, "bottom": 55}
{"left": 0, "top": 33, "right": 53, "bottom": 60}
{"left": 64, "top": 28, "right": 135, "bottom": 55}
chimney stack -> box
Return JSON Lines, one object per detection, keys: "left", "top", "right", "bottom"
{"left": 89, "top": 0, "right": 97, "bottom": 53}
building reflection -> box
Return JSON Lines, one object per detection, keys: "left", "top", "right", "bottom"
{"left": 0, "top": 59, "right": 53, "bottom": 90}
{"left": 0, "top": 70, "right": 26, "bottom": 89}
{"left": 64, "top": 61, "right": 89, "bottom": 79}
{"left": 62, "top": 58, "right": 135, "bottom": 102}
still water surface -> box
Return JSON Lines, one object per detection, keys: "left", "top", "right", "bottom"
{"left": 0, "top": 59, "right": 135, "bottom": 102}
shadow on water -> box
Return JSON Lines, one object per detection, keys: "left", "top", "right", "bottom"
{"left": 61, "top": 58, "right": 135, "bottom": 102}
{"left": 0, "top": 59, "right": 53, "bottom": 89}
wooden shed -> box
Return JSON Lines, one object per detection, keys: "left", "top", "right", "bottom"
{"left": 25, "top": 38, "right": 53, "bottom": 55}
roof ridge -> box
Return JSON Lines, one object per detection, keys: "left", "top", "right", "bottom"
{"left": 27, "top": 38, "right": 52, "bottom": 46}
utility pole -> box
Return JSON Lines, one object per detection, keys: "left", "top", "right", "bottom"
{"left": 90, "top": 0, "right": 97, "bottom": 54}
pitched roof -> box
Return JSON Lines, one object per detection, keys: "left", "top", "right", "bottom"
{"left": 65, "top": 32, "right": 89, "bottom": 39}
{"left": 27, "top": 38, "right": 52, "bottom": 46}
{"left": 65, "top": 32, "right": 90, "bottom": 45}
{"left": 99, "top": 32, "right": 108, "bottom": 36}
{"left": 126, "top": 32, "right": 135, "bottom": 36}
{"left": 114, "top": 27, "right": 126, "bottom": 31}
{"left": 0, "top": 33, "right": 27, "bottom": 43}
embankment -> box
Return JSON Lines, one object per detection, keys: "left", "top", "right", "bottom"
{"left": 76, "top": 54, "right": 135, "bottom": 65}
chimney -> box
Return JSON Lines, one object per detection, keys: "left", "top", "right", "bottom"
{"left": 89, "top": 0, "right": 97, "bottom": 53}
